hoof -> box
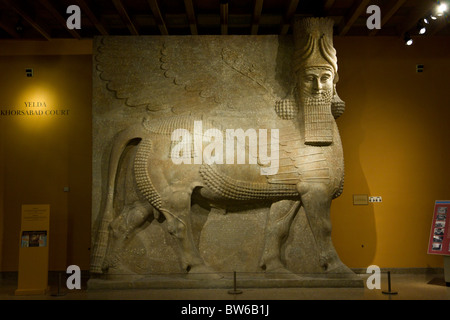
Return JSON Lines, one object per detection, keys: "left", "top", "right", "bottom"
{"left": 264, "top": 266, "right": 301, "bottom": 280}
{"left": 324, "top": 263, "right": 355, "bottom": 275}
{"left": 186, "top": 264, "right": 223, "bottom": 280}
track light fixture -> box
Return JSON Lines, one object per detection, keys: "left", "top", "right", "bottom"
{"left": 417, "top": 21, "right": 426, "bottom": 34}
{"left": 402, "top": 3, "right": 448, "bottom": 46}
{"left": 404, "top": 33, "right": 413, "bottom": 46}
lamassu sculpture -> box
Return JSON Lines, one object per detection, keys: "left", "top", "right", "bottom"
{"left": 90, "top": 17, "right": 358, "bottom": 287}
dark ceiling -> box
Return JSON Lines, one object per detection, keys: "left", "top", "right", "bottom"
{"left": 0, "top": 0, "right": 449, "bottom": 40}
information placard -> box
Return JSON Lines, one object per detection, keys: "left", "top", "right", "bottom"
{"left": 15, "top": 204, "right": 50, "bottom": 295}
{"left": 428, "top": 201, "right": 450, "bottom": 256}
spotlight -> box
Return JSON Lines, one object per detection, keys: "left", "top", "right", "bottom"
{"left": 417, "top": 21, "right": 426, "bottom": 34}
{"left": 427, "top": 9, "right": 438, "bottom": 20}
{"left": 404, "top": 33, "right": 413, "bottom": 46}
{"left": 436, "top": 2, "right": 448, "bottom": 16}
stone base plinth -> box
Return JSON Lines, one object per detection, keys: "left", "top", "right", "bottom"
{"left": 87, "top": 272, "right": 364, "bottom": 290}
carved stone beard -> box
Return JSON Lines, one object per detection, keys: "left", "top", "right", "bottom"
{"left": 301, "top": 88, "right": 334, "bottom": 146}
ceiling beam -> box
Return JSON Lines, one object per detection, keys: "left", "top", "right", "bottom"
{"left": 0, "top": 11, "right": 21, "bottom": 38}
{"left": 147, "top": 0, "right": 168, "bottom": 35}
{"left": 251, "top": 0, "right": 263, "bottom": 35}
{"left": 38, "top": 0, "right": 81, "bottom": 39}
{"left": 0, "top": 21, "right": 20, "bottom": 38}
{"left": 220, "top": 0, "right": 228, "bottom": 35}
{"left": 396, "top": 0, "right": 435, "bottom": 36}
{"left": 369, "top": 0, "right": 406, "bottom": 36}
{"left": 323, "top": 0, "right": 335, "bottom": 11}
{"left": 2, "top": 0, "right": 52, "bottom": 40}
{"left": 338, "top": 0, "right": 370, "bottom": 36}
{"left": 0, "top": 21, "right": 20, "bottom": 39}
{"left": 183, "top": 0, "right": 197, "bottom": 35}
{"left": 0, "top": 23, "right": 20, "bottom": 38}
{"left": 112, "top": 0, "right": 139, "bottom": 35}
{"left": 75, "top": 0, "right": 108, "bottom": 35}
{"left": 280, "top": 0, "right": 299, "bottom": 35}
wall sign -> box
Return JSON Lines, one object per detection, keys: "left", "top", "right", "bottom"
{"left": 0, "top": 101, "right": 70, "bottom": 117}
{"left": 428, "top": 201, "right": 450, "bottom": 256}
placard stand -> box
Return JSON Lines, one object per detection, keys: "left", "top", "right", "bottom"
{"left": 444, "top": 256, "right": 450, "bottom": 287}
{"left": 427, "top": 201, "right": 450, "bottom": 287}
{"left": 428, "top": 201, "right": 450, "bottom": 255}
{"left": 15, "top": 204, "right": 50, "bottom": 296}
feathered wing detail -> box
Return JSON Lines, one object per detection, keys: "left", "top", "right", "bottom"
{"left": 158, "top": 37, "right": 224, "bottom": 109}
{"left": 94, "top": 36, "right": 284, "bottom": 117}
{"left": 221, "top": 47, "right": 276, "bottom": 101}
{"left": 95, "top": 36, "right": 167, "bottom": 111}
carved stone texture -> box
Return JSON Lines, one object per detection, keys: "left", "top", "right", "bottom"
{"left": 89, "top": 17, "right": 361, "bottom": 288}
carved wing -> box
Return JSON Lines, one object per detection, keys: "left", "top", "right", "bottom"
{"left": 94, "top": 36, "right": 289, "bottom": 117}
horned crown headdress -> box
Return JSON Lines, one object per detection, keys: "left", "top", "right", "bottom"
{"left": 293, "top": 17, "right": 338, "bottom": 81}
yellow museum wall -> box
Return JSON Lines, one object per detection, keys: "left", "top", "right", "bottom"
{"left": 0, "top": 48, "right": 92, "bottom": 271}
{"left": 0, "top": 36, "right": 449, "bottom": 272}
{"left": 331, "top": 36, "right": 450, "bottom": 269}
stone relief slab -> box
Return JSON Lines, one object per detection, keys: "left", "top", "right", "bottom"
{"left": 90, "top": 17, "right": 361, "bottom": 288}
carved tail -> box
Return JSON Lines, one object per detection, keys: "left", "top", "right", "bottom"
{"left": 90, "top": 125, "right": 144, "bottom": 274}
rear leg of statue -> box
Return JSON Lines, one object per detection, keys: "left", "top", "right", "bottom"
{"left": 103, "top": 200, "right": 154, "bottom": 272}
{"left": 299, "top": 182, "right": 352, "bottom": 274}
{"left": 160, "top": 190, "right": 222, "bottom": 280}
{"left": 259, "top": 200, "right": 301, "bottom": 278}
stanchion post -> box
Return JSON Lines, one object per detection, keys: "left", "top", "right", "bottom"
{"left": 228, "top": 271, "right": 243, "bottom": 295}
{"left": 382, "top": 271, "right": 398, "bottom": 295}
{"left": 51, "top": 272, "right": 67, "bottom": 297}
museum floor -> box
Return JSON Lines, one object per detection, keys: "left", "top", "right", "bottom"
{"left": 0, "top": 272, "right": 448, "bottom": 318}
{"left": 1, "top": 271, "right": 449, "bottom": 300}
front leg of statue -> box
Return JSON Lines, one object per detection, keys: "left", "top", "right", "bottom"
{"left": 297, "top": 181, "right": 352, "bottom": 274}
{"left": 259, "top": 200, "right": 301, "bottom": 277}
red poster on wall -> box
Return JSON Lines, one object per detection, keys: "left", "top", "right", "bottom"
{"left": 428, "top": 201, "right": 450, "bottom": 256}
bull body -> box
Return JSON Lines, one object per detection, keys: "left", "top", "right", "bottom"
{"left": 91, "top": 110, "right": 352, "bottom": 278}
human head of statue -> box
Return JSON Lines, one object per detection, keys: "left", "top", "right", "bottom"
{"left": 293, "top": 17, "right": 340, "bottom": 146}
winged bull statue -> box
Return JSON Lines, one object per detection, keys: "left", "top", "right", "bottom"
{"left": 90, "top": 17, "right": 354, "bottom": 279}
